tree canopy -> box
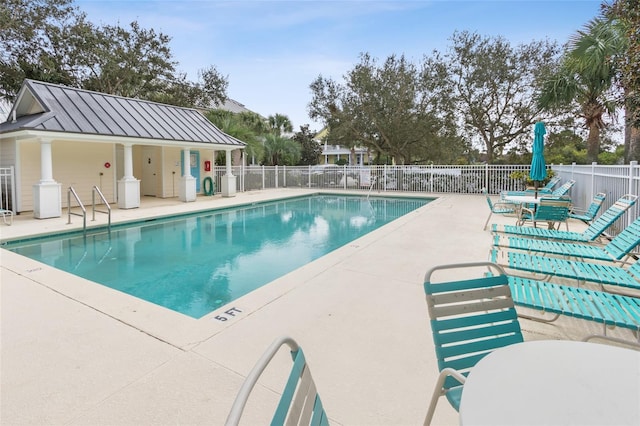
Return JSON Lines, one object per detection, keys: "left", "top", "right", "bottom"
{"left": 308, "top": 34, "right": 562, "bottom": 165}
{"left": 538, "top": 17, "right": 622, "bottom": 163}
{"left": 309, "top": 53, "right": 465, "bottom": 165}
{"left": 2, "top": 0, "right": 634, "bottom": 166}
{"left": 0, "top": 0, "right": 227, "bottom": 107}
{"left": 425, "top": 31, "right": 560, "bottom": 164}
{"left": 292, "top": 125, "right": 323, "bottom": 166}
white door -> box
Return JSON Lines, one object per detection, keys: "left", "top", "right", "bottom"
{"left": 142, "top": 147, "right": 157, "bottom": 196}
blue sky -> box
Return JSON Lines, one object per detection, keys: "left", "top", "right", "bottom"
{"left": 76, "top": 0, "right": 602, "bottom": 131}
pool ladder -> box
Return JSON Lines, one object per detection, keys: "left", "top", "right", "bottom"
{"left": 367, "top": 176, "right": 377, "bottom": 200}
{"left": 67, "top": 186, "right": 111, "bottom": 236}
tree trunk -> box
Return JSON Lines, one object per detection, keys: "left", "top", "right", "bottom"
{"left": 586, "top": 122, "right": 601, "bottom": 163}
{"left": 484, "top": 147, "right": 493, "bottom": 164}
{"left": 232, "top": 149, "right": 243, "bottom": 166}
{"left": 630, "top": 126, "right": 640, "bottom": 162}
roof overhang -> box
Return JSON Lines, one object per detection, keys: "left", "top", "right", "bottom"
{"left": 0, "top": 129, "right": 244, "bottom": 151}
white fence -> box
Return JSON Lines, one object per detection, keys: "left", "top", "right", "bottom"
{"left": 553, "top": 162, "right": 640, "bottom": 232}
{"left": 212, "top": 162, "right": 640, "bottom": 234}
{"left": 0, "top": 166, "right": 15, "bottom": 213}
{"left": 217, "top": 164, "right": 533, "bottom": 194}
{"left": 3, "top": 163, "right": 638, "bottom": 232}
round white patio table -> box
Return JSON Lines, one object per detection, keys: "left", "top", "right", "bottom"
{"left": 458, "top": 340, "right": 640, "bottom": 425}
{"left": 502, "top": 194, "right": 542, "bottom": 204}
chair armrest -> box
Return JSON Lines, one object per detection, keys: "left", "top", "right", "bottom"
{"left": 438, "top": 367, "right": 467, "bottom": 386}
{"left": 493, "top": 201, "right": 518, "bottom": 210}
{"left": 518, "top": 207, "right": 535, "bottom": 222}
{"left": 569, "top": 206, "right": 588, "bottom": 214}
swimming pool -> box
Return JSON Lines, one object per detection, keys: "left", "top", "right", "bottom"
{"left": 4, "top": 194, "right": 431, "bottom": 318}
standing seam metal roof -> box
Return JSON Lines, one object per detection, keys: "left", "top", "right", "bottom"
{"left": 0, "top": 80, "right": 245, "bottom": 147}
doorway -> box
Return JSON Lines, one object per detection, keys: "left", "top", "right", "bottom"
{"left": 142, "top": 147, "right": 157, "bottom": 196}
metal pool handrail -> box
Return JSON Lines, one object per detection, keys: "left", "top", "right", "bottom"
{"left": 92, "top": 185, "right": 111, "bottom": 232}
{"left": 67, "top": 186, "right": 86, "bottom": 235}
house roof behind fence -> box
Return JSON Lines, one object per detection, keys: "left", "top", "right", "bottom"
{"left": 0, "top": 80, "right": 245, "bottom": 147}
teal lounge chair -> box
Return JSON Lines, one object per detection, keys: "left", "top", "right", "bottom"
{"left": 225, "top": 336, "right": 329, "bottom": 426}
{"left": 516, "top": 197, "right": 571, "bottom": 230}
{"left": 549, "top": 179, "right": 576, "bottom": 197}
{"left": 423, "top": 262, "right": 523, "bottom": 425}
{"left": 483, "top": 188, "right": 518, "bottom": 230}
{"left": 493, "top": 216, "right": 640, "bottom": 262}
{"left": 501, "top": 177, "right": 571, "bottom": 198}
{"left": 501, "top": 176, "right": 561, "bottom": 197}
{"left": 536, "top": 176, "right": 562, "bottom": 193}
{"left": 568, "top": 192, "right": 606, "bottom": 224}
{"left": 490, "top": 248, "right": 640, "bottom": 292}
{"left": 508, "top": 276, "right": 640, "bottom": 348}
{"left": 1, "top": 207, "right": 13, "bottom": 225}
{"left": 491, "top": 194, "right": 637, "bottom": 243}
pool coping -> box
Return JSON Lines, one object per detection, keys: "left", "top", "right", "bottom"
{"left": 1, "top": 190, "right": 439, "bottom": 350}
{"left": 3, "top": 188, "right": 616, "bottom": 425}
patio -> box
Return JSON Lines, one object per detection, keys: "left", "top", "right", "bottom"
{"left": 0, "top": 189, "right": 634, "bottom": 425}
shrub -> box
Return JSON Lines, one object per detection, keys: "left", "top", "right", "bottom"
{"left": 509, "top": 169, "right": 555, "bottom": 186}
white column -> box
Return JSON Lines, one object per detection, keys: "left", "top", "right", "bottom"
{"left": 123, "top": 144, "right": 135, "bottom": 179}
{"left": 179, "top": 148, "right": 196, "bottom": 202}
{"left": 221, "top": 149, "right": 237, "bottom": 197}
{"left": 183, "top": 149, "right": 192, "bottom": 177}
{"left": 33, "top": 139, "right": 62, "bottom": 219}
{"left": 117, "top": 143, "right": 140, "bottom": 209}
{"left": 225, "top": 150, "right": 233, "bottom": 176}
{"left": 39, "top": 140, "right": 55, "bottom": 183}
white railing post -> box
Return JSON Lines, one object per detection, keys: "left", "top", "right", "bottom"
{"left": 241, "top": 162, "right": 245, "bottom": 192}
{"left": 485, "top": 163, "right": 489, "bottom": 194}
{"left": 590, "top": 162, "right": 597, "bottom": 199}
{"left": 275, "top": 165, "right": 278, "bottom": 189}
{"left": 629, "top": 161, "right": 637, "bottom": 196}
{"left": 430, "top": 163, "right": 434, "bottom": 193}
{"left": 261, "top": 165, "right": 265, "bottom": 190}
{"left": 383, "top": 164, "right": 388, "bottom": 191}
{"left": 343, "top": 165, "right": 347, "bottom": 189}
{"left": 629, "top": 161, "right": 637, "bottom": 226}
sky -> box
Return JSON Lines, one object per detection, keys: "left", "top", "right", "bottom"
{"left": 75, "top": 0, "right": 603, "bottom": 132}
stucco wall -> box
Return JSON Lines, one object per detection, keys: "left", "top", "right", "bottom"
{"left": 159, "top": 147, "right": 217, "bottom": 198}
{"left": 0, "top": 139, "right": 16, "bottom": 168}
{"left": 161, "top": 146, "right": 183, "bottom": 198}
{"left": 14, "top": 140, "right": 229, "bottom": 212}
{"left": 18, "top": 140, "right": 116, "bottom": 212}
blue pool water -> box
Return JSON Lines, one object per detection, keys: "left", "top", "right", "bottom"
{"left": 5, "top": 194, "right": 431, "bottom": 318}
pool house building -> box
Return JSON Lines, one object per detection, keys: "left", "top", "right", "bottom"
{"left": 0, "top": 79, "right": 246, "bottom": 218}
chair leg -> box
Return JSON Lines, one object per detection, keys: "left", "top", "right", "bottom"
{"left": 424, "top": 377, "right": 446, "bottom": 425}
{"left": 1, "top": 212, "right": 11, "bottom": 226}
{"left": 424, "top": 368, "right": 466, "bottom": 426}
{"left": 483, "top": 212, "right": 492, "bottom": 230}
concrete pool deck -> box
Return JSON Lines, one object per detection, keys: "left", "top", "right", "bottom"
{"left": 1, "top": 189, "right": 635, "bottom": 425}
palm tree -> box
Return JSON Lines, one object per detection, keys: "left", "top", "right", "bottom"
{"left": 603, "top": 0, "right": 640, "bottom": 161}
{"left": 268, "top": 113, "right": 293, "bottom": 136}
{"left": 206, "top": 112, "right": 263, "bottom": 165}
{"left": 538, "top": 18, "right": 621, "bottom": 163}
{"left": 262, "top": 134, "right": 301, "bottom": 166}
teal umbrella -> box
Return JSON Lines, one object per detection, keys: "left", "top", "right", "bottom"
{"left": 529, "top": 121, "right": 547, "bottom": 198}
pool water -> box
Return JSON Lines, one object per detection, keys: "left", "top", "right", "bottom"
{"left": 5, "top": 194, "right": 431, "bottom": 318}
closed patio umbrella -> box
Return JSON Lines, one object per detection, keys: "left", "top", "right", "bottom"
{"left": 530, "top": 121, "right": 547, "bottom": 199}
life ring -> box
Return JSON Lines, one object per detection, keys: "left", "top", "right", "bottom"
{"left": 203, "top": 176, "right": 215, "bottom": 196}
